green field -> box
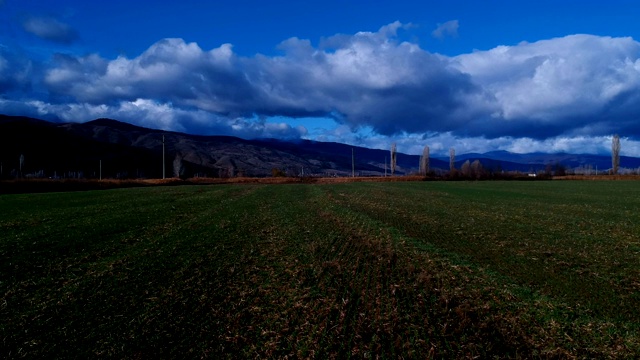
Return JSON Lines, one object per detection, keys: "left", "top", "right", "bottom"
{"left": 2, "top": 181, "right": 640, "bottom": 358}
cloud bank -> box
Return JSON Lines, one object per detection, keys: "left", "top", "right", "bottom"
{"left": 2, "top": 22, "right": 640, "bottom": 154}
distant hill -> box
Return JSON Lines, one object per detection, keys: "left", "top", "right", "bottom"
{"left": 0, "top": 115, "right": 636, "bottom": 179}
{"left": 0, "top": 115, "right": 400, "bottom": 179}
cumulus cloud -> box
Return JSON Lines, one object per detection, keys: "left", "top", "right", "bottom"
{"left": 44, "top": 39, "right": 260, "bottom": 113}
{"left": 42, "top": 23, "right": 495, "bottom": 138}
{"left": 22, "top": 16, "right": 78, "bottom": 44}
{"left": 432, "top": 20, "right": 459, "bottom": 39}
{"left": 454, "top": 34, "right": 640, "bottom": 138}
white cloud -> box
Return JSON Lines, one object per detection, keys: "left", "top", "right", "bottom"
{"left": 311, "top": 126, "right": 638, "bottom": 157}
{"left": 454, "top": 35, "right": 640, "bottom": 137}
{"left": 0, "top": 98, "right": 307, "bottom": 139}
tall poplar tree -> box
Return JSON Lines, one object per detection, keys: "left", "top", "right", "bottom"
{"left": 612, "top": 134, "right": 621, "bottom": 174}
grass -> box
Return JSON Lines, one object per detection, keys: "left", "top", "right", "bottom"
{"left": 1, "top": 181, "right": 639, "bottom": 358}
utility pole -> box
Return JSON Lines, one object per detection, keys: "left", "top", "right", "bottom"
{"left": 352, "top": 148, "right": 355, "bottom": 178}
{"left": 99, "top": 160, "right": 102, "bottom": 180}
{"left": 162, "top": 135, "right": 165, "bottom": 179}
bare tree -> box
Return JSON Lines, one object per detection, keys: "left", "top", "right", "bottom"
{"left": 419, "top": 145, "right": 430, "bottom": 175}
{"left": 390, "top": 143, "right": 397, "bottom": 175}
{"left": 352, "top": 148, "right": 355, "bottom": 177}
{"left": 471, "top": 159, "right": 483, "bottom": 178}
{"left": 19, "top": 154, "right": 24, "bottom": 178}
{"left": 173, "top": 154, "right": 185, "bottom": 178}
{"left": 449, "top": 148, "right": 455, "bottom": 172}
{"left": 162, "top": 135, "right": 166, "bottom": 179}
{"left": 461, "top": 160, "right": 471, "bottom": 176}
{"left": 612, "top": 134, "right": 621, "bottom": 174}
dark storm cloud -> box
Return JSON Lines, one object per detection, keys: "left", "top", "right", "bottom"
{"left": 22, "top": 16, "right": 78, "bottom": 44}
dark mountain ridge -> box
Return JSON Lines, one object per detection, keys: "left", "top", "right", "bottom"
{"left": 0, "top": 115, "right": 635, "bottom": 179}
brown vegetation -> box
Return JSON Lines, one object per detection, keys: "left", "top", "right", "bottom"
{"left": 4, "top": 173, "right": 640, "bottom": 195}
{"left": 554, "top": 174, "right": 640, "bottom": 180}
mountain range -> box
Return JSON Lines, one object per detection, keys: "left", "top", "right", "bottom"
{"left": 0, "top": 115, "right": 636, "bottom": 179}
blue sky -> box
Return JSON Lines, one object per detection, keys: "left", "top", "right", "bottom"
{"left": 3, "top": 1, "right": 640, "bottom": 156}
